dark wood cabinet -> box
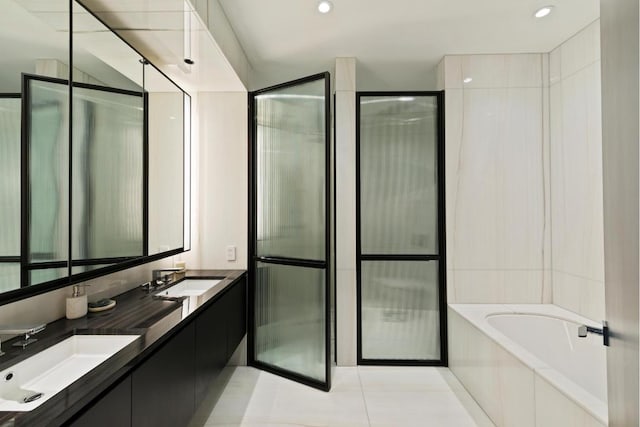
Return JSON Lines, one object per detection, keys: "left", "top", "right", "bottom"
{"left": 68, "top": 376, "right": 132, "bottom": 427}
{"left": 195, "top": 297, "right": 227, "bottom": 406}
{"left": 226, "top": 275, "right": 247, "bottom": 360}
{"left": 131, "top": 322, "right": 196, "bottom": 427}
{"left": 68, "top": 275, "right": 247, "bottom": 427}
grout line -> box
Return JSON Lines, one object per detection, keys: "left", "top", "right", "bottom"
{"left": 356, "top": 367, "right": 373, "bottom": 427}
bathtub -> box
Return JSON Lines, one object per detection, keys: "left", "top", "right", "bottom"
{"left": 448, "top": 304, "right": 607, "bottom": 427}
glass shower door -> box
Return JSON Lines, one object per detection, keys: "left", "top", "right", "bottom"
{"left": 249, "top": 73, "right": 333, "bottom": 390}
{"left": 357, "top": 92, "right": 446, "bottom": 364}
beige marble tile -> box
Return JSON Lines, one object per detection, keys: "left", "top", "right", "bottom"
{"left": 335, "top": 58, "right": 356, "bottom": 92}
{"left": 560, "top": 20, "right": 601, "bottom": 80}
{"left": 549, "top": 47, "right": 561, "bottom": 86}
{"left": 449, "top": 270, "right": 544, "bottom": 303}
{"left": 458, "top": 54, "right": 542, "bottom": 89}
{"left": 448, "top": 88, "right": 544, "bottom": 272}
{"left": 442, "top": 56, "right": 463, "bottom": 89}
{"left": 534, "top": 374, "right": 606, "bottom": 427}
{"left": 448, "top": 308, "right": 535, "bottom": 427}
{"left": 550, "top": 59, "right": 604, "bottom": 321}
{"left": 335, "top": 91, "right": 356, "bottom": 272}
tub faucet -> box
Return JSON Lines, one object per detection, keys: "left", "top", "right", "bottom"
{"left": 578, "top": 320, "right": 609, "bottom": 346}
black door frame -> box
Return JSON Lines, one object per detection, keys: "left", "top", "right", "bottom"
{"left": 247, "top": 72, "right": 332, "bottom": 391}
{"left": 355, "top": 91, "right": 448, "bottom": 366}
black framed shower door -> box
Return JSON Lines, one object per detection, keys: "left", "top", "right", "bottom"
{"left": 248, "top": 73, "right": 333, "bottom": 391}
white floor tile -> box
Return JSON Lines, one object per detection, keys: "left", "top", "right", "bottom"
{"left": 200, "top": 366, "right": 494, "bottom": 427}
{"left": 362, "top": 390, "right": 485, "bottom": 427}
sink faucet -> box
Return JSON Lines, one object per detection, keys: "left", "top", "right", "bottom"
{"left": 0, "top": 324, "right": 47, "bottom": 354}
{"left": 578, "top": 320, "right": 609, "bottom": 346}
{"left": 152, "top": 268, "right": 183, "bottom": 286}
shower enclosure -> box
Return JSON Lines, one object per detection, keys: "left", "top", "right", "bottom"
{"left": 356, "top": 92, "right": 446, "bottom": 365}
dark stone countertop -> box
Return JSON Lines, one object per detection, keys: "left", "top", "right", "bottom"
{"left": 0, "top": 269, "right": 246, "bottom": 427}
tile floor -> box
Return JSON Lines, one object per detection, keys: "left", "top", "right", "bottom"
{"left": 191, "top": 366, "right": 495, "bottom": 427}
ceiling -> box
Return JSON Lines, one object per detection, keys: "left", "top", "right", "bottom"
{"left": 218, "top": 0, "right": 600, "bottom": 90}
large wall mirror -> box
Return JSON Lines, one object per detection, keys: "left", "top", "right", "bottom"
{"left": 0, "top": 0, "right": 191, "bottom": 303}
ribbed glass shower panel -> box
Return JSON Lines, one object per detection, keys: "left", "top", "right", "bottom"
{"left": 71, "top": 86, "right": 144, "bottom": 267}
{"left": 0, "top": 98, "right": 21, "bottom": 257}
{"left": 255, "top": 79, "right": 326, "bottom": 261}
{"left": 359, "top": 96, "right": 438, "bottom": 255}
{"left": 255, "top": 262, "right": 326, "bottom": 382}
{"left": 28, "top": 79, "right": 69, "bottom": 265}
{"left": 361, "top": 260, "right": 440, "bottom": 360}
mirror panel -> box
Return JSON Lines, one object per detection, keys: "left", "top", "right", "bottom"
{"left": 0, "top": 0, "right": 190, "bottom": 301}
{"left": 71, "top": 1, "right": 145, "bottom": 276}
{"left": 146, "top": 63, "right": 185, "bottom": 255}
{"left": 0, "top": 0, "right": 71, "bottom": 291}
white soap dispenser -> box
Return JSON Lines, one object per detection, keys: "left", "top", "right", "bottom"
{"left": 66, "top": 285, "right": 88, "bottom": 319}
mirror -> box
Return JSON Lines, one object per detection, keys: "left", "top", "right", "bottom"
{"left": 0, "top": 0, "right": 70, "bottom": 292}
{"left": 0, "top": 0, "right": 190, "bottom": 300}
{"left": 71, "top": 1, "right": 145, "bottom": 276}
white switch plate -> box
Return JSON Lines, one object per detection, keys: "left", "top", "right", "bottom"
{"left": 226, "top": 245, "right": 237, "bottom": 261}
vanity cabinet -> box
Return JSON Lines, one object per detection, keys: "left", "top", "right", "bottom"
{"left": 195, "top": 297, "right": 227, "bottom": 407}
{"left": 131, "top": 322, "right": 196, "bottom": 427}
{"left": 69, "top": 376, "right": 132, "bottom": 427}
{"left": 226, "top": 278, "right": 247, "bottom": 360}
{"left": 66, "top": 275, "right": 247, "bottom": 427}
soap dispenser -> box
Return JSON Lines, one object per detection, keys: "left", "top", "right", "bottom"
{"left": 66, "top": 285, "right": 88, "bottom": 319}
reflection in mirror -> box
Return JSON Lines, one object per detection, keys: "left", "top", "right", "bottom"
{"left": 72, "top": 86, "right": 145, "bottom": 269}
{"left": 145, "top": 63, "right": 185, "bottom": 255}
{"left": 25, "top": 76, "right": 69, "bottom": 285}
{"left": 0, "top": 95, "right": 21, "bottom": 292}
{"left": 0, "top": 0, "right": 70, "bottom": 291}
{"left": 71, "top": 1, "right": 145, "bottom": 276}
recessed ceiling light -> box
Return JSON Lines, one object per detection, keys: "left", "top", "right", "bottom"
{"left": 463, "top": 77, "right": 473, "bottom": 84}
{"left": 534, "top": 6, "right": 553, "bottom": 18}
{"left": 318, "top": 0, "right": 332, "bottom": 13}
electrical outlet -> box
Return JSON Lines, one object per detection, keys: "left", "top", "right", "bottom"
{"left": 226, "top": 245, "right": 237, "bottom": 262}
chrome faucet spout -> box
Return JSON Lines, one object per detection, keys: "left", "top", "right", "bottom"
{"left": 0, "top": 324, "right": 47, "bottom": 352}
{"left": 148, "top": 268, "right": 184, "bottom": 290}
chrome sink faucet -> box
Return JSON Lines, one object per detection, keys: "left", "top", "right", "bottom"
{"left": 578, "top": 320, "right": 609, "bottom": 346}
{"left": 0, "top": 324, "right": 47, "bottom": 355}
{"left": 152, "top": 268, "right": 183, "bottom": 285}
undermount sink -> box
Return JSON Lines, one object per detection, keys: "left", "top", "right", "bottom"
{"left": 0, "top": 334, "right": 139, "bottom": 411}
{"left": 155, "top": 279, "right": 224, "bottom": 316}
{"left": 155, "top": 279, "right": 223, "bottom": 298}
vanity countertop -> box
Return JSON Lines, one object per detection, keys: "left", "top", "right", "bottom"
{"left": 0, "top": 269, "right": 246, "bottom": 427}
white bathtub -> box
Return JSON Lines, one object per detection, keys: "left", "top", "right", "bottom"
{"left": 449, "top": 304, "right": 608, "bottom": 426}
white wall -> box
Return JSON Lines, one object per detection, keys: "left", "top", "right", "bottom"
{"left": 438, "top": 54, "right": 551, "bottom": 304}
{"left": 195, "top": 91, "right": 248, "bottom": 270}
{"left": 549, "top": 21, "right": 605, "bottom": 322}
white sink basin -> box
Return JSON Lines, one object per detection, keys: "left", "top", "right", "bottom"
{"left": 155, "top": 279, "right": 223, "bottom": 316}
{"left": 0, "top": 335, "right": 139, "bottom": 411}
{"left": 155, "top": 279, "right": 222, "bottom": 298}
